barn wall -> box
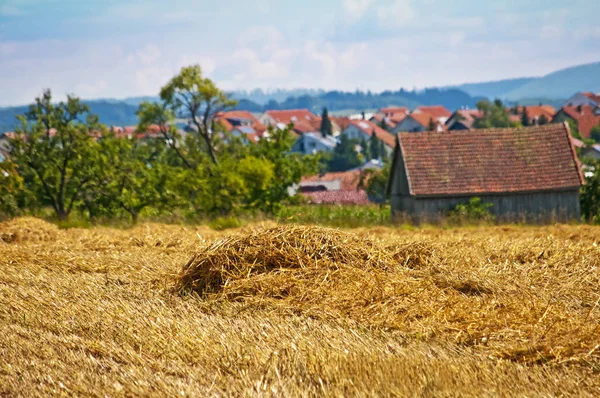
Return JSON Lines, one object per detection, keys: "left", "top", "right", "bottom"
{"left": 391, "top": 190, "right": 581, "bottom": 223}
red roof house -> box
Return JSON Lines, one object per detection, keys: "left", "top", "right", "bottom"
{"left": 388, "top": 123, "right": 584, "bottom": 222}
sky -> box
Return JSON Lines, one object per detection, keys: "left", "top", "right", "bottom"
{"left": 1, "top": 0, "right": 600, "bottom": 106}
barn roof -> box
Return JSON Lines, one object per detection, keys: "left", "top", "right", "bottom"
{"left": 393, "top": 123, "right": 584, "bottom": 197}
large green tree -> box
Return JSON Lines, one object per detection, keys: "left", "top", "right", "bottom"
{"left": 9, "top": 90, "right": 102, "bottom": 220}
{"left": 138, "top": 65, "right": 237, "bottom": 166}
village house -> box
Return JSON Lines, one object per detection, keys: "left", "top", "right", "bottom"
{"left": 213, "top": 110, "right": 268, "bottom": 141}
{"left": 295, "top": 170, "right": 370, "bottom": 205}
{"left": 369, "top": 113, "right": 396, "bottom": 130}
{"left": 259, "top": 109, "right": 318, "bottom": 128}
{"left": 413, "top": 105, "right": 452, "bottom": 123}
{"left": 387, "top": 123, "right": 584, "bottom": 222}
{"left": 291, "top": 132, "right": 338, "bottom": 155}
{"left": 563, "top": 92, "right": 600, "bottom": 108}
{"left": 510, "top": 105, "right": 556, "bottom": 125}
{"left": 445, "top": 109, "right": 484, "bottom": 130}
{"left": 552, "top": 105, "right": 600, "bottom": 139}
{"left": 341, "top": 119, "right": 396, "bottom": 154}
{"left": 391, "top": 111, "right": 445, "bottom": 134}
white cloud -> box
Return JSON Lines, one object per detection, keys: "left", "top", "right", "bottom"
{"left": 448, "top": 32, "right": 466, "bottom": 47}
{"left": 135, "top": 67, "right": 173, "bottom": 94}
{"left": 237, "top": 25, "right": 284, "bottom": 53}
{"left": 75, "top": 80, "right": 108, "bottom": 98}
{"left": 540, "top": 24, "right": 564, "bottom": 39}
{"left": 127, "top": 44, "right": 161, "bottom": 66}
{"left": 343, "top": 0, "right": 374, "bottom": 20}
{"left": 376, "top": 0, "right": 415, "bottom": 28}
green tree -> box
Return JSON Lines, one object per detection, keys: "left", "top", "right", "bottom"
{"left": 95, "top": 134, "right": 177, "bottom": 223}
{"left": 380, "top": 118, "right": 388, "bottom": 131}
{"left": 521, "top": 107, "right": 530, "bottom": 127}
{"left": 141, "top": 65, "right": 237, "bottom": 166}
{"left": 473, "top": 100, "right": 515, "bottom": 129}
{"left": 328, "top": 134, "right": 362, "bottom": 172}
{"left": 0, "top": 160, "right": 23, "bottom": 217}
{"left": 249, "top": 126, "right": 318, "bottom": 213}
{"left": 368, "top": 131, "right": 381, "bottom": 160}
{"left": 320, "top": 107, "right": 333, "bottom": 137}
{"left": 590, "top": 125, "right": 600, "bottom": 143}
{"left": 539, "top": 114, "right": 549, "bottom": 125}
{"left": 428, "top": 117, "right": 436, "bottom": 131}
{"left": 9, "top": 90, "right": 102, "bottom": 220}
{"left": 581, "top": 159, "right": 600, "bottom": 223}
{"left": 359, "top": 162, "right": 390, "bottom": 204}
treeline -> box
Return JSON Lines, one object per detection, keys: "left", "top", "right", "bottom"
{"left": 0, "top": 65, "right": 318, "bottom": 222}
{"left": 234, "top": 88, "right": 484, "bottom": 114}
{"left": 1, "top": 87, "right": 485, "bottom": 132}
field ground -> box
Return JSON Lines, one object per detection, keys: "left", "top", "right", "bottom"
{"left": 1, "top": 217, "right": 600, "bottom": 396}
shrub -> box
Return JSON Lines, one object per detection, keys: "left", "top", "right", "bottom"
{"left": 448, "top": 197, "right": 493, "bottom": 224}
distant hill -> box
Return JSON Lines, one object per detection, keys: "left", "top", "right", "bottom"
{"left": 453, "top": 77, "right": 538, "bottom": 99}
{"left": 503, "top": 62, "right": 600, "bottom": 101}
{"left": 0, "top": 100, "right": 140, "bottom": 132}
{"left": 449, "top": 62, "right": 600, "bottom": 101}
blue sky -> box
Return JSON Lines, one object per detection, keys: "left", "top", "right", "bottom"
{"left": 1, "top": 0, "right": 599, "bottom": 106}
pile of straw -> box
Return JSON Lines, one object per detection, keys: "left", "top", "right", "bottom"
{"left": 0, "top": 217, "right": 60, "bottom": 243}
{"left": 177, "top": 225, "right": 397, "bottom": 295}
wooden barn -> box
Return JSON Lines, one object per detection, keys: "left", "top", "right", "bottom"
{"left": 387, "top": 123, "right": 584, "bottom": 222}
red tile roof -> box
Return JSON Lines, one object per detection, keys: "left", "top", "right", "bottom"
{"left": 265, "top": 109, "right": 318, "bottom": 124}
{"left": 302, "top": 170, "right": 363, "bottom": 191}
{"left": 215, "top": 110, "right": 268, "bottom": 135}
{"left": 406, "top": 112, "right": 447, "bottom": 131}
{"left": 349, "top": 119, "right": 396, "bottom": 148}
{"left": 512, "top": 105, "right": 556, "bottom": 122}
{"left": 303, "top": 190, "right": 370, "bottom": 205}
{"left": 370, "top": 114, "right": 396, "bottom": 129}
{"left": 557, "top": 106, "right": 600, "bottom": 138}
{"left": 396, "top": 123, "right": 583, "bottom": 197}
{"left": 413, "top": 106, "right": 452, "bottom": 119}
{"left": 582, "top": 92, "right": 600, "bottom": 104}
{"left": 330, "top": 116, "right": 351, "bottom": 131}
{"left": 380, "top": 106, "right": 409, "bottom": 116}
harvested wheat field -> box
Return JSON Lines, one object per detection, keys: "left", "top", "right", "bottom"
{"left": 1, "top": 218, "right": 600, "bottom": 397}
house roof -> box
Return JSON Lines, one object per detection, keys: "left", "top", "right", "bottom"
{"left": 380, "top": 106, "right": 409, "bottom": 115}
{"left": 330, "top": 116, "right": 351, "bottom": 131}
{"left": 582, "top": 92, "right": 600, "bottom": 104}
{"left": 557, "top": 106, "right": 600, "bottom": 138}
{"left": 395, "top": 123, "right": 583, "bottom": 197}
{"left": 264, "top": 109, "right": 318, "bottom": 124}
{"left": 512, "top": 105, "right": 556, "bottom": 121}
{"left": 447, "top": 109, "right": 484, "bottom": 129}
{"left": 370, "top": 114, "right": 396, "bottom": 129}
{"left": 413, "top": 105, "right": 452, "bottom": 119}
{"left": 302, "top": 170, "right": 363, "bottom": 191}
{"left": 302, "top": 132, "right": 338, "bottom": 148}
{"left": 407, "top": 112, "right": 440, "bottom": 129}
{"left": 303, "top": 190, "right": 370, "bottom": 205}
{"left": 215, "top": 110, "right": 268, "bottom": 135}
{"left": 348, "top": 119, "right": 396, "bottom": 148}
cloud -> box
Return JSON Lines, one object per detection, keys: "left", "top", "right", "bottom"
{"left": 75, "top": 80, "right": 108, "bottom": 98}
{"left": 237, "top": 26, "right": 284, "bottom": 51}
{"left": 376, "top": 0, "right": 415, "bottom": 28}
{"left": 448, "top": 32, "right": 466, "bottom": 47}
{"left": 343, "top": 0, "right": 374, "bottom": 20}
{"left": 127, "top": 44, "right": 161, "bottom": 66}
